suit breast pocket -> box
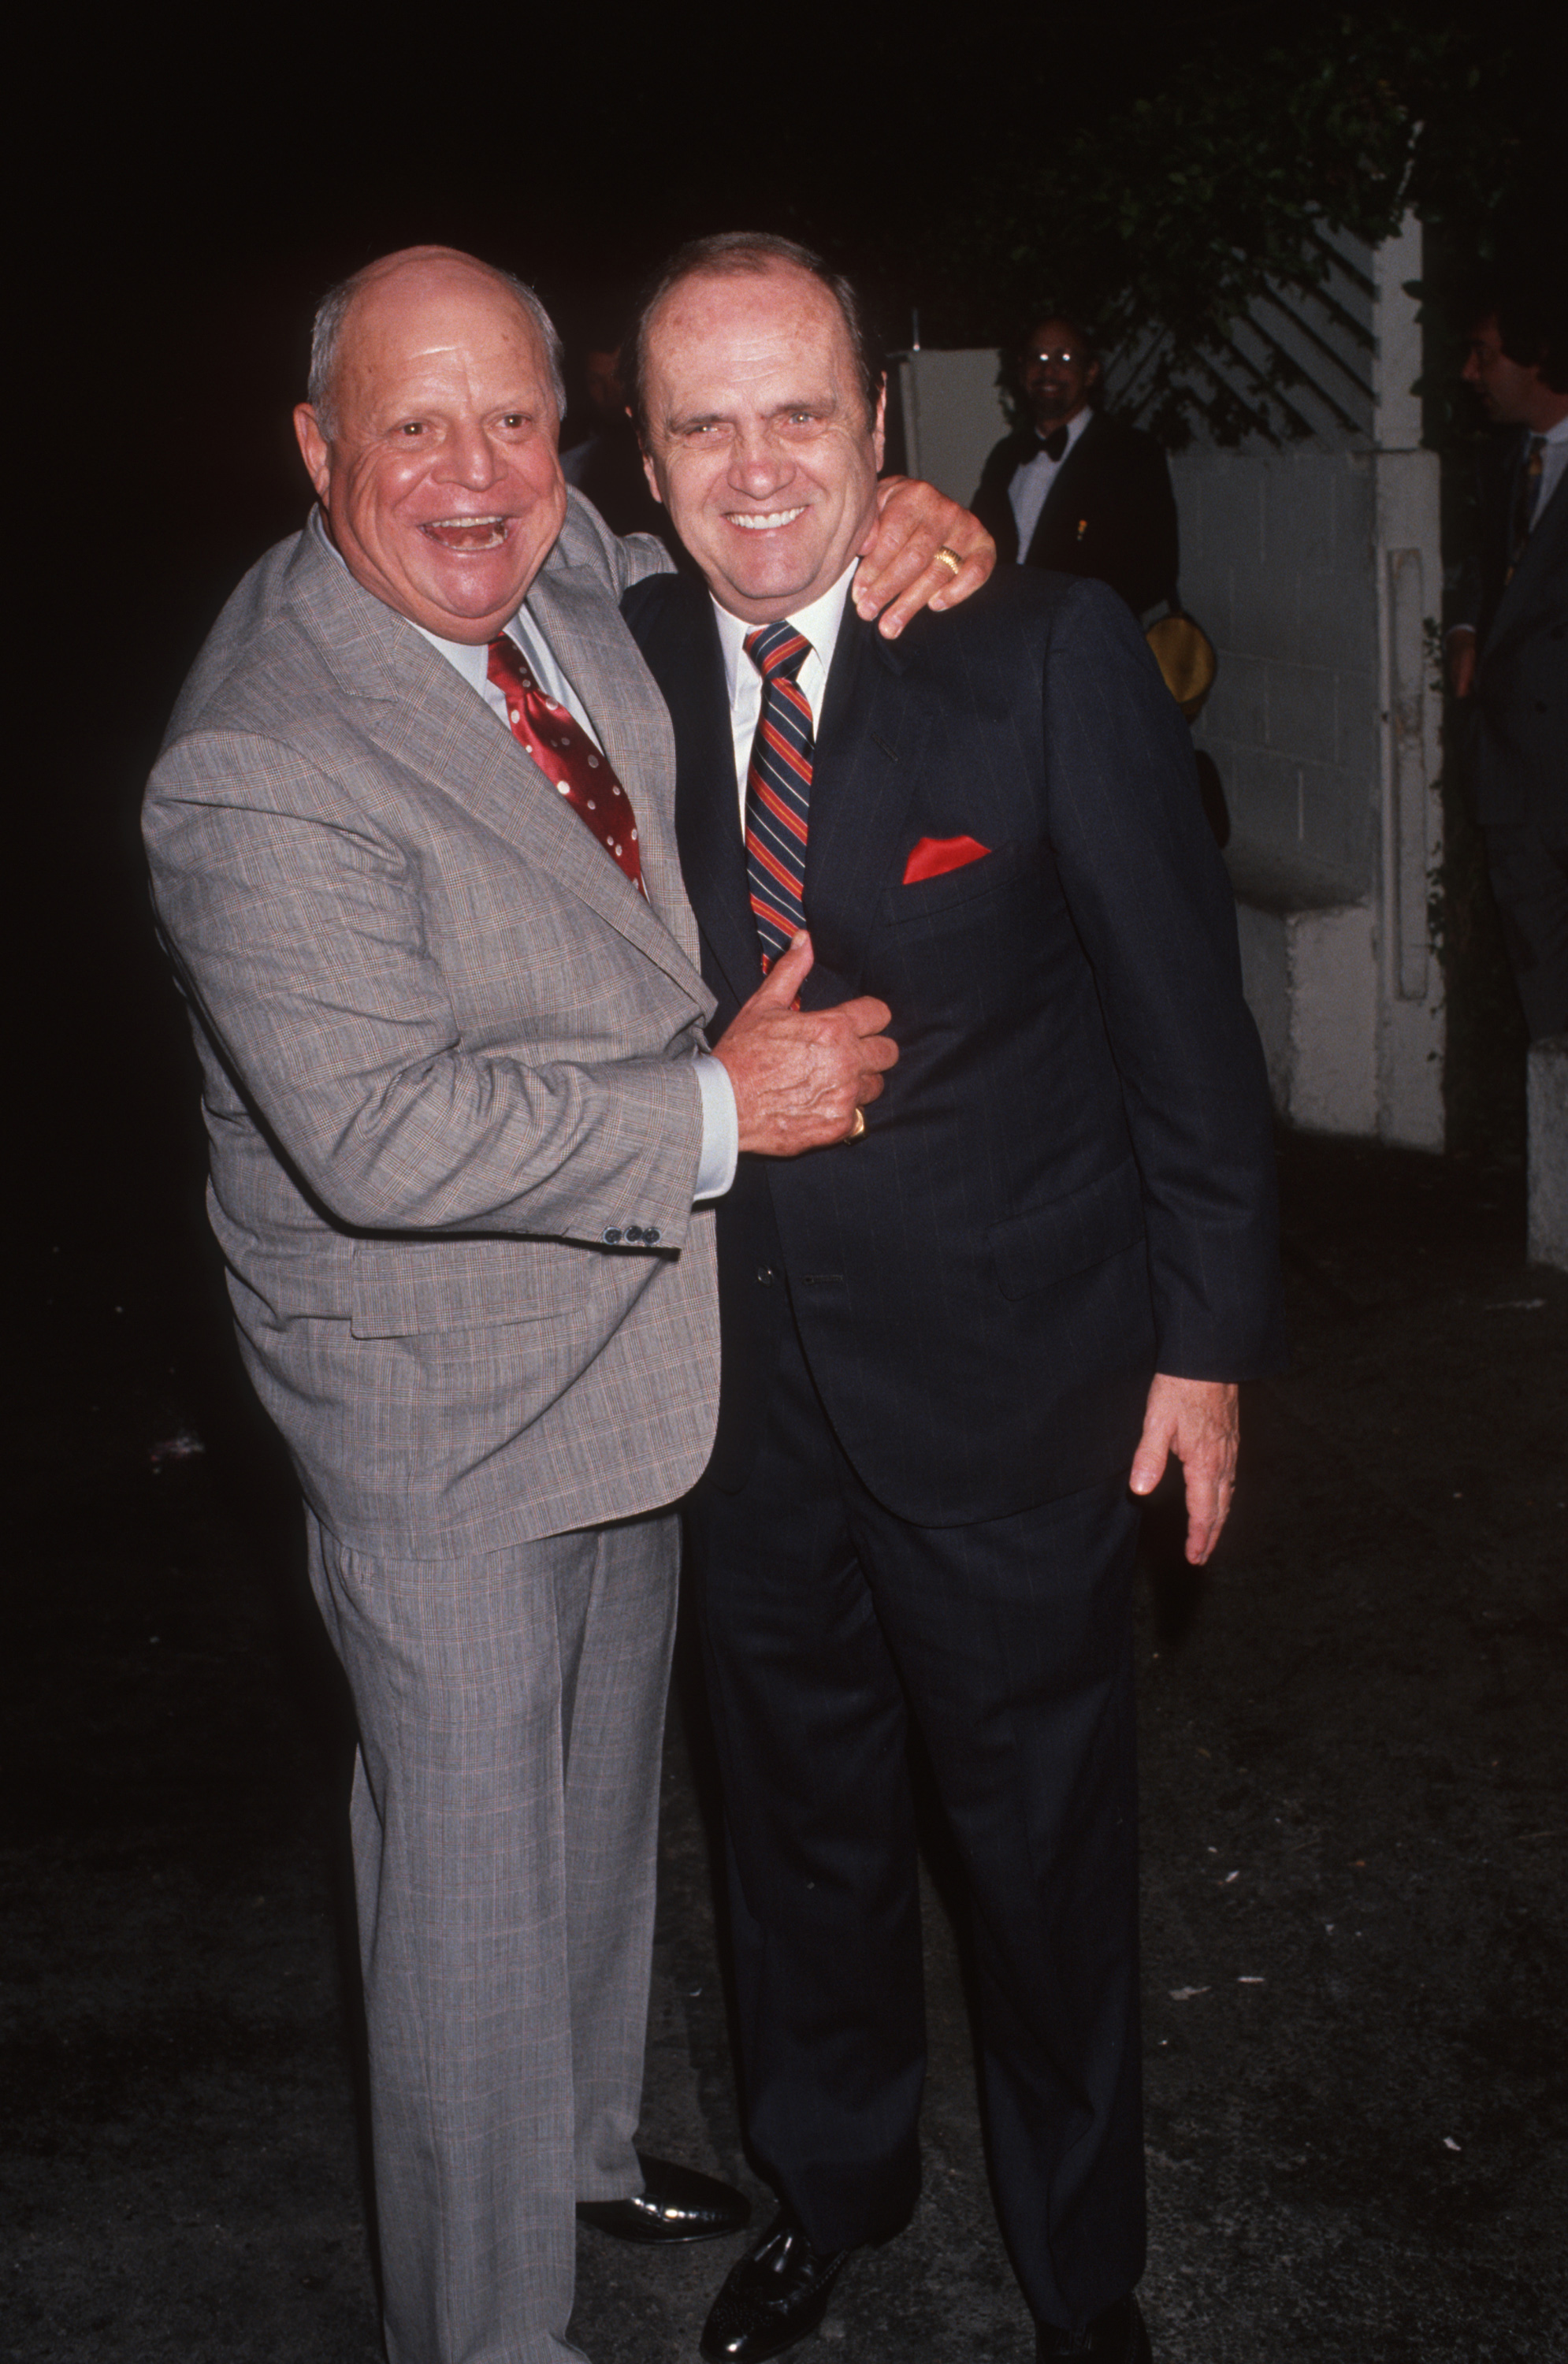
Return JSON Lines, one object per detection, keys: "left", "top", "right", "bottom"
{"left": 881, "top": 838, "right": 1038, "bottom": 927}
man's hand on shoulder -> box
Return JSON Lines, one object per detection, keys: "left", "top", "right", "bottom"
{"left": 713, "top": 935, "right": 898, "bottom": 1156}
{"left": 854, "top": 479, "right": 994, "bottom": 639}
{"left": 1129, "top": 1374, "right": 1240, "bottom": 1566}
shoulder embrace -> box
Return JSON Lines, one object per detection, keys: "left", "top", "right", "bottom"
{"left": 905, "top": 562, "right": 1133, "bottom": 656}
{"left": 555, "top": 486, "right": 675, "bottom": 595}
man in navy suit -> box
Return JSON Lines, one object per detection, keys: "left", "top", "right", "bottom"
{"left": 622, "top": 234, "right": 1284, "bottom": 2364}
{"left": 1447, "top": 279, "right": 1568, "bottom": 1042}
{"left": 971, "top": 314, "right": 1179, "bottom": 617}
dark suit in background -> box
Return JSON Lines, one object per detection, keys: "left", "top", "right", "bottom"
{"left": 1457, "top": 428, "right": 1568, "bottom": 1039}
{"left": 626, "top": 561, "right": 1284, "bottom": 2330}
{"left": 973, "top": 411, "right": 1180, "bottom": 616}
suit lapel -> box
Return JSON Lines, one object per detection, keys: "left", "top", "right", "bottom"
{"left": 284, "top": 526, "right": 708, "bottom": 1009}
{"left": 627, "top": 581, "right": 925, "bottom": 1009}
{"left": 1486, "top": 458, "right": 1566, "bottom": 653}
{"left": 800, "top": 612, "right": 923, "bottom": 997}
{"left": 1027, "top": 409, "right": 1104, "bottom": 564}
{"left": 636, "top": 582, "right": 767, "bottom": 1013}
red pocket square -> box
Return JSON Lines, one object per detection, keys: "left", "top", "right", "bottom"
{"left": 902, "top": 834, "right": 992, "bottom": 884}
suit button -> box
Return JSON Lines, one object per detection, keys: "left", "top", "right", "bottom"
{"left": 625, "top": 1225, "right": 645, "bottom": 1243}
{"left": 756, "top": 1267, "right": 775, "bottom": 1285}
{"left": 644, "top": 1227, "right": 660, "bottom": 1245}
{"left": 603, "top": 1227, "right": 623, "bottom": 1245}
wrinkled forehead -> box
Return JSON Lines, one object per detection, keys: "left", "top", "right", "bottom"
{"left": 652, "top": 266, "right": 856, "bottom": 392}
{"left": 338, "top": 266, "right": 548, "bottom": 400}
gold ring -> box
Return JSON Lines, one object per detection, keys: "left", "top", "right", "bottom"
{"left": 932, "top": 545, "right": 963, "bottom": 578}
{"left": 847, "top": 1106, "right": 867, "bottom": 1141}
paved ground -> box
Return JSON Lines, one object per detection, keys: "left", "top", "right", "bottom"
{"left": 5, "top": 1132, "right": 1565, "bottom": 2363}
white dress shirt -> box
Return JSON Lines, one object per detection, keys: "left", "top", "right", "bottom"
{"left": 310, "top": 512, "right": 738, "bottom": 1200}
{"left": 712, "top": 562, "right": 859, "bottom": 824}
{"left": 1532, "top": 414, "right": 1568, "bottom": 522}
{"left": 1007, "top": 403, "right": 1094, "bottom": 560}
{"left": 413, "top": 605, "right": 606, "bottom": 747}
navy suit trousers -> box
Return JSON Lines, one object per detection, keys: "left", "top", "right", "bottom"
{"left": 683, "top": 1309, "right": 1146, "bottom": 2329}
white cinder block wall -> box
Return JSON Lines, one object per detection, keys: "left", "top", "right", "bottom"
{"left": 1177, "top": 451, "right": 1380, "bottom": 900}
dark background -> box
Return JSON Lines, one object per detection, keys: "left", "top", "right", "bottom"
{"left": 20, "top": 0, "right": 1560, "bottom": 1232}
{"left": 20, "top": 4, "right": 1313, "bottom": 1334}
{"left": 8, "top": 18, "right": 1565, "bottom": 2357}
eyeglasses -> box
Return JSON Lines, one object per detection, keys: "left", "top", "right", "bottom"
{"left": 1021, "top": 348, "right": 1088, "bottom": 369}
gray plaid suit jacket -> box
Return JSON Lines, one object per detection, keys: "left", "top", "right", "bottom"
{"left": 143, "top": 494, "right": 720, "bottom": 1559}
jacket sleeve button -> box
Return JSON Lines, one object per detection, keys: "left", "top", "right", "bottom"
{"left": 643, "top": 1227, "right": 660, "bottom": 1245}
{"left": 625, "top": 1225, "right": 645, "bottom": 1243}
{"left": 603, "top": 1227, "right": 623, "bottom": 1246}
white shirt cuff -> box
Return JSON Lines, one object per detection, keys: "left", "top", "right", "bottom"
{"left": 692, "top": 1052, "right": 739, "bottom": 1201}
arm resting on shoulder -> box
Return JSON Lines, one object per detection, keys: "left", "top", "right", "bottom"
{"left": 853, "top": 478, "right": 996, "bottom": 637}
{"left": 558, "top": 483, "right": 677, "bottom": 597}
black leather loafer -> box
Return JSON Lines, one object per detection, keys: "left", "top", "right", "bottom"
{"left": 1036, "top": 2294, "right": 1152, "bottom": 2359}
{"left": 576, "top": 2152, "right": 750, "bottom": 2244}
{"left": 700, "top": 2209, "right": 853, "bottom": 2362}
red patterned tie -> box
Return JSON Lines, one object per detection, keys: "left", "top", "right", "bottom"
{"left": 487, "top": 635, "right": 644, "bottom": 894}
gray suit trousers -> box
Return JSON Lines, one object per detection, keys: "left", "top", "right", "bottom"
{"left": 306, "top": 1510, "right": 680, "bottom": 2364}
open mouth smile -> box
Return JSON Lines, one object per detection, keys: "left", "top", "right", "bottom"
{"left": 422, "top": 515, "right": 511, "bottom": 552}
{"left": 727, "top": 508, "right": 807, "bottom": 532}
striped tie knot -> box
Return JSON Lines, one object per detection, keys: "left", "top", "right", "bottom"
{"left": 745, "top": 622, "right": 812, "bottom": 685}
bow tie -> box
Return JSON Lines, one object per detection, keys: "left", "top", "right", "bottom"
{"left": 1038, "top": 425, "right": 1070, "bottom": 462}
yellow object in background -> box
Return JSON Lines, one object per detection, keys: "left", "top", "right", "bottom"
{"left": 1146, "top": 611, "right": 1218, "bottom": 719}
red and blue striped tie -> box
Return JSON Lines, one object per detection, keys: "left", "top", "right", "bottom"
{"left": 743, "top": 622, "right": 813, "bottom": 971}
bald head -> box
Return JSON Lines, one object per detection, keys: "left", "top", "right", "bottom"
{"left": 293, "top": 246, "right": 570, "bottom": 642}
{"left": 307, "top": 246, "right": 566, "bottom": 439}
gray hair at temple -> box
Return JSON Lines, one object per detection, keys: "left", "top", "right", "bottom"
{"left": 305, "top": 258, "right": 569, "bottom": 439}
{"left": 628, "top": 232, "right": 883, "bottom": 439}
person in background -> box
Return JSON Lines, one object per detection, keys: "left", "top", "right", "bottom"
{"left": 563, "top": 311, "right": 682, "bottom": 552}
{"left": 1447, "top": 273, "right": 1568, "bottom": 1042}
{"left": 972, "top": 313, "right": 1178, "bottom": 618}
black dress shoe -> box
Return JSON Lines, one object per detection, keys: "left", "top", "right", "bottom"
{"left": 576, "top": 2152, "right": 750, "bottom": 2244}
{"left": 700, "top": 2209, "right": 853, "bottom": 2362}
{"left": 1036, "top": 2295, "right": 1151, "bottom": 2359}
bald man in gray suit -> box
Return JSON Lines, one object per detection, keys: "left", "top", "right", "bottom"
{"left": 143, "top": 247, "right": 990, "bottom": 2364}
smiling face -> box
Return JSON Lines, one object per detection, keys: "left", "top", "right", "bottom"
{"left": 293, "top": 251, "right": 567, "bottom": 644}
{"left": 1022, "top": 318, "right": 1099, "bottom": 433}
{"left": 639, "top": 261, "right": 884, "bottom": 624}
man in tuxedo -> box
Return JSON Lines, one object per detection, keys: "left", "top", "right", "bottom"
{"left": 142, "top": 244, "right": 990, "bottom": 2364}
{"left": 623, "top": 234, "right": 1284, "bottom": 2364}
{"left": 1447, "top": 278, "right": 1568, "bottom": 1040}
{"left": 972, "top": 314, "right": 1178, "bottom": 616}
